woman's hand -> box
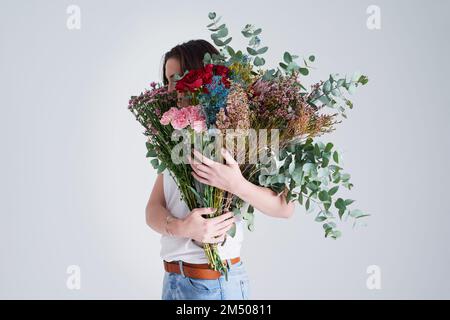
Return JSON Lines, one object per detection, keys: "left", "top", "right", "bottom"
{"left": 188, "top": 148, "right": 295, "bottom": 219}
{"left": 177, "top": 208, "right": 235, "bottom": 244}
{"left": 188, "top": 148, "right": 244, "bottom": 193}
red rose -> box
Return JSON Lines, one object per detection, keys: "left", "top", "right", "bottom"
{"left": 201, "top": 64, "right": 214, "bottom": 86}
{"left": 214, "top": 65, "right": 230, "bottom": 88}
{"left": 175, "top": 69, "right": 203, "bottom": 92}
{"left": 176, "top": 64, "right": 231, "bottom": 93}
{"left": 214, "top": 65, "right": 229, "bottom": 77}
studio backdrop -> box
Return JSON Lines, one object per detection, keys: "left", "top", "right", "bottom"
{"left": 1, "top": 0, "right": 449, "bottom": 299}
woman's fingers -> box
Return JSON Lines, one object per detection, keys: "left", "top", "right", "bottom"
{"left": 191, "top": 171, "right": 210, "bottom": 185}
{"left": 192, "top": 149, "right": 217, "bottom": 167}
{"left": 221, "top": 148, "right": 238, "bottom": 165}
{"left": 209, "top": 211, "right": 234, "bottom": 225}
{"left": 188, "top": 158, "right": 211, "bottom": 179}
{"left": 211, "top": 216, "right": 235, "bottom": 233}
{"left": 206, "top": 234, "right": 226, "bottom": 244}
{"left": 193, "top": 207, "right": 216, "bottom": 216}
{"left": 213, "top": 221, "right": 234, "bottom": 237}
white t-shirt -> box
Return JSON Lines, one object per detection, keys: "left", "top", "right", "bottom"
{"left": 160, "top": 170, "right": 245, "bottom": 263}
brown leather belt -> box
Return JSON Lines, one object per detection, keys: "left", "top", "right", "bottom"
{"left": 164, "top": 257, "right": 241, "bottom": 280}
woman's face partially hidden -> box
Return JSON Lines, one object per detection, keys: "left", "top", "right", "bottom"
{"left": 165, "top": 57, "right": 181, "bottom": 93}
{"left": 165, "top": 57, "right": 189, "bottom": 107}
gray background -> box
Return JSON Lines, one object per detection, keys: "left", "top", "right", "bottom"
{"left": 1, "top": 0, "right": 449, "bottom": 299}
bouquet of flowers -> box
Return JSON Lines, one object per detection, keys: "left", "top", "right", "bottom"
{"left": 129, "top": 12, "right": 369, "bottom": 277}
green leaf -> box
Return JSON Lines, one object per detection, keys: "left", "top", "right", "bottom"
{"left": 344, "top": 199, "right": 355, "bottom": 206}
{"left": 298, "top": 192, "right": 304, "bottom": 205}
{"left": 283, "top": 52, "right": 293, "bottom": 63}
{"left": 306, "top": 181, "right": 319, "bottom": 192}
{"left": 318, "top": 190, "right": 329, "bottom": 202}
{"left": 150, "top": 158, "right": 159, "bottom": 169}
{"left": 303, "top": 163, "right": 316, "bottom": 175}
{"left": 308, "top": 55, "right": 315, "bottom": 62}
{"left": 215, "top": 38, "right": 226, "bottom": 46}
{"left": 328, "top": 186, "right": 338, "bottom": 196}
{"left": 253, "top": 28, "right": 262, "bottom": 35}
{"left": 208, "top": 24, "right": 226, "bottom": 32}
{"left": 208, "top": 12, "right": 216, "bottom": 20}
{"left": 258, "top": 174, "right": 267, "bottom": 185}
{"left": 337, "top": 79, "right": 345, "bottom": 87}
{"left": 323, "top": 80, "right": 332, "bottom": 93}
{"left": 325, "top": 142, "right": 334, "bottom": 153}
{"left": 227, "top": 223, "right": 236, "bottom": 237}
{"left": 333, "top": 151, "right": 339, "bottom": 163}
{"left": 226, "top": 46, "right": 235, "bottom": 56}
{"left": 243, "top": 210, "right": 255, "bottom": 231}
{"left": 146, "top": 149, "right": 157, "bottom": 157}
{"left": 157, "top": 163, "right": 166, "bottom": 174}
{"left": 315, "top": 216, "right": 327, "bottom": 222}
{"left": 257, "top": 46, "right": 268, "bottom": 54}
{"left": 338, "top": 208, "right": 346, "bottom": 220}
{"left": 358, "top": 75, "right": 369, "bottom": 85}
{"left": 331, "top": 89, "right": 341, "bottom": 96}
{"left": 291, "top": 164, "right": 304, "bottom": 184}
{"left": 299, "top": 68, "right": 309, "bottom": 76}
{"left": 335, "top": 198, "right": 346, "bottom": 210}
{"left": 305, "top": 198, "right": 310, "bottom": 210}
{"left": 345, "top": 99, "right": 354, "bottom": 109}
{"left": 254, "top": 56, "right": 265, "bottom": 66}
{"left": 247, "top": 47, "right": 258, "bottom": 55}
{"left": 222, "top": 37, "right": 232, "bottom": 45}
{"left": 203, "top": 52, "right": 212, "bottom": 64}
{"left": 314, "top": 143, "right": 321, "bottom": 157}
{"left": 216, "top": 27, "right": 228, "bottom": 38}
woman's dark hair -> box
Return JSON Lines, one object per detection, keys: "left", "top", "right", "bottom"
{"left": 161, "top": 39, "right": 219, "bottom": 85}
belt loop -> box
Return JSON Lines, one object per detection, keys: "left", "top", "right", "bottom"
{"left": 178, "top": 261, "right": 186, "bottom": 277}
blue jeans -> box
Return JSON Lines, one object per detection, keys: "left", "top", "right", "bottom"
{"left": 162, "top": 259, "right": 251, "bottom": 300}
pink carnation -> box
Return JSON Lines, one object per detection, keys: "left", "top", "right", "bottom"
{"left": 160, "top": 107, "right": 178, "bottom": 125}
{"left": 160, "top": 105, "right": 206, "bottom": 132}
{"left": 185, "top": 105, "right": 207, "bottom": 132}
{"left": 191, "top": 119, "right": 207, "bottom": 132}
{"left": 171, "top": 109, "right": 189, "bottom": 130}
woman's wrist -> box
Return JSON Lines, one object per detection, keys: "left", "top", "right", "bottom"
{"left": 233, "top": 177, "right": 253, "bottom": 200}
{"left": 166, "top": 215, "right": 184, "bottom": 237}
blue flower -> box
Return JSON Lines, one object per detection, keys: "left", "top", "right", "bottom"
{"left": 198, "top": 75, "right": 229, "bottom": 126}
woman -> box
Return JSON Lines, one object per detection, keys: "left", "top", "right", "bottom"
{"left": 146, "top": 39, "right": 295, "bottom": 300}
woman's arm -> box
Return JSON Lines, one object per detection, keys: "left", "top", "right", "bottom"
{"left": 189, "top": 149, "right": 295, "bottom": 219}
{"left": 145, "top": 174, "right": 236, "bottom": 242}
{"left": 234, "top": 178, "right": 295, "bottom": 219}
{"left": 145, "top": 174, "right": 175, "bottom": 235}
